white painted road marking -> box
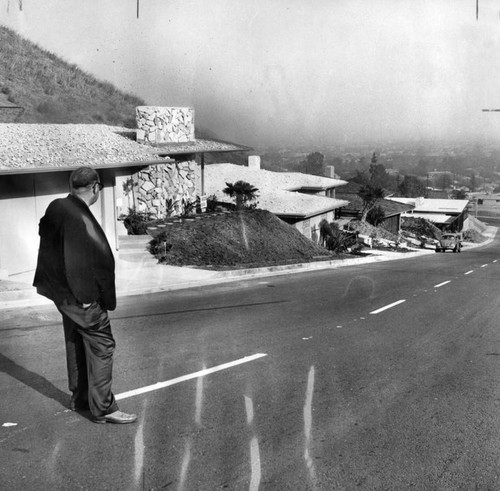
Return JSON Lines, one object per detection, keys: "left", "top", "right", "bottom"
{"left": 434, "top": 280, "right": 451, "bottom": 288}
{"left": 116, "top": 353, "right": 268, "bottom": 401}
{"left": 370, "top": 299, "right": 406, "bottom": 315}
{"left": 464, "top": 271, "right": 473, "bottom": 275}
{"left": 481, "top": 264, "right": 488, "bottom": 268}
{"left": 494, "top": 260, "right": 498, "bottom": 263}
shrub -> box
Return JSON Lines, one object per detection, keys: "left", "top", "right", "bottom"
{"left": 319, "top": 219, "right": 359, "bottom": 253}
{"left": 181, "top": 198, "right": 196, "bottom": 217}
{"left": 206, "top": 194, "right": 218, "bottom": 212}
{"left": 165, "top": 198, "right": 178, "bottom": 217}
{"left": 122, "top": 208, "right": 154, "bottom": 235}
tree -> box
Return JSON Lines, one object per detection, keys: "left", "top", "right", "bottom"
{"left": 437, "top": 173, "right": 453, "bottom": 190}
{"left": 300, "top": 152, "right": 325, "bottom": 176}
{"left": 450, "top": 189, "right": 467, "bottom": 200}
{"left": 358, "top": 184, "right": 385, "bottom": 222}
{"left": 469, "top": 173, "right": 477, "bottom": 192}
{"left": 398, "top": 175, "right": 426, "bottom": 198}
{"left": 122, "top": 177, "right": 136, "bottom": 211}
{"left": 223, "top": 181, "right": 259, "bottom": 210}
{"left": 369, "top": 163, "right": 389, "bottom": 189}
{"left": 416, "top": 158, "right": 429, "bottom": 176}
{"left": 351, "top": 170, "right": 370, "bottom": 186}
{"left": 366, "top": 205, "right": 386, "bottom": 226}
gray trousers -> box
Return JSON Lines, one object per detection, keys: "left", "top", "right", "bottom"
{"left": 58, "top": 299, "right": 119, "bottom": 417}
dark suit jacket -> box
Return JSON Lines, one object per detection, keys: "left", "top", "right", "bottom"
{"left": 33, "top": 194, "right": 116, "bottom": 311}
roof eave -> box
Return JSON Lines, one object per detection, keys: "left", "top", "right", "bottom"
{"left": 155, "top": 138, "right": 254, "bottom": 156}
{"left": 0, "top": 158, "right": 174, "bottom": 176}
{"left": 275, "top": 200, "right": 350, "bottom": 220}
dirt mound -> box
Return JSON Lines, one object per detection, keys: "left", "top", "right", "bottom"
{"left": 401, "top": 217, "right": 442, "bottom": 241}
{"left": 345, "top": 220, "right": 399, "bottom": 241}
{"left": 463, "top": 229, "right": 486, "bottom": 243}
{"left": 148, "top": 209, "right": 335, "bottom": 268}
{"left": 464, "top": 216, "right": 487, "bottom": 234}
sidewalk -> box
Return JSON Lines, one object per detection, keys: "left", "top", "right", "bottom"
{"left": 1, "top": 226, "right": 496, "bottom": 311}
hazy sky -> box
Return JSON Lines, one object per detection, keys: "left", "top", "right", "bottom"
{"left": 2, "top": 0, "right": 500, "bottom": 147}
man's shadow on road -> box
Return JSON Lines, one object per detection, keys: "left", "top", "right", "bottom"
{"left": 0, "top": 352, "right": 69, "bottom": 408}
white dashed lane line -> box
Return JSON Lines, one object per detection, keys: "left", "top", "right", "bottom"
{"left": 370, "top": 299, "right": 406, "bottom": 315}
{"left": 434, "top": 280, "right": 451, "bottom": 288}
{"left": 368, "top": 260, "right": 499, "bottom": 318}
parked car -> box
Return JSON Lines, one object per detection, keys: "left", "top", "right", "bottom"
{"left": 435, "top": 233, "right": 462, "bottom": 253}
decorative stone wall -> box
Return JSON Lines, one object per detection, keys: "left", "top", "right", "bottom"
{"left": 136, "top": 106, "right": 195, "bottom": 144}
{"left": 133, "top": 160, "right": 199, "bottom": 219}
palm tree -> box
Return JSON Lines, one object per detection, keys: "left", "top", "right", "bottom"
{"left": 223, "top": 181, "right": 259, "bottom": 210}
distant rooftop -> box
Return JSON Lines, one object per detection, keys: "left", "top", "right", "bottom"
{"left": 205, "top": 163, "right": 349, "bottom": 218}
{"left": 387, "top": 197, "right": 469, "bottom": 214}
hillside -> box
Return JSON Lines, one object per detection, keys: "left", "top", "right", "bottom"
{"left": 0, "top": 26, "right": 223, "bottom": 140}
{"left": 0, "top": 26, "right": 145, "bottom": 127}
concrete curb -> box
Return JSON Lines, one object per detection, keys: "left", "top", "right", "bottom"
{"left": 0, "top": 230, "right": 495, "bottom": 311}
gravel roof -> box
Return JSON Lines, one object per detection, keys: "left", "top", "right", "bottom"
{"left": 205, "top": 163, "right": 349, "bottom": 217}
{"left": 0, "top": 124, "right": 250, "bottom": 173}
{"left": 387, "top": 197, "right": 469, "bottom": 213}
{"left": 156, "top": 139, "right": 252, "bottom": 155}
{"left": 0, "top": 124, "right": 170, "bottom": 171}
{"left": 206, "top": 163, "right": 347, "bottom": 191}
{"left": 336, "top": 192, "right": 414, "bottom": 216}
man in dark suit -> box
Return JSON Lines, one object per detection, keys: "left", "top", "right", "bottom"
{"left": 34, "top": 166, "right": 137, "bottom": 424}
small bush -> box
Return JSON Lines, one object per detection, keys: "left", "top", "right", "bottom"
{"left": 319, "top": 219, "right": 359, "bottom": 253}
{"left": 122, "top": 208, "right": 154, "bottom": 235}
{"left": 181, "top": 198, "right": 196, "bottom": 217}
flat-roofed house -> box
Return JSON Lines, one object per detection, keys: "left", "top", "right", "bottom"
{"left": 0, "top": 107, "right": 251, "bottom": 279}
{"left": 205, "top": 162, "right": 349, "bottom": 242}
{"left": 386, "top": 197, "right": 469, "bottom": 232}
{"left": 335, "top": 181, "right": 414, "bottom": 234}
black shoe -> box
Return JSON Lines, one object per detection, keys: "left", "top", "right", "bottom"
{"left": 92, "top": 411, "right": 137, "bottom": 424}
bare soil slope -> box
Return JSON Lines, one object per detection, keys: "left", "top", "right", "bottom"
{"left": 148, "top": 209, "right": 338, "bottom": 268}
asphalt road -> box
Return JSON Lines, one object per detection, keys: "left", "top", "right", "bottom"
{"left": 2, "top": 241, "right": 500, "bottom": 490}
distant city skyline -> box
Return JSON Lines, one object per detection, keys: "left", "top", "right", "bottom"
{"left": 3, "top": 0, "right": 500, "bottom": 148}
